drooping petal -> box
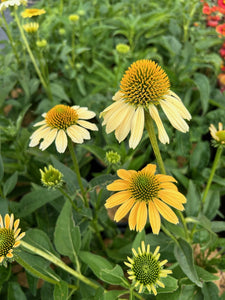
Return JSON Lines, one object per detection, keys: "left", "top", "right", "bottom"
{"left": 158, "top": 189, "right": 187, "bottom": 204}
{"left": 149, "top": 104, "right": 169, "bottom": 144}
{"left": 76, "top": 120, "right": 98, "bottom": 131}
{"left": 101, "top": 100, "right": 124, "bottom": 122}
{"left": 164, "top": 93, "right": 191, "bottom": 120}
{"left": 55, "top": 129, "right": 68, "bottom": 153}
{"left": 128, "top": 202, "right": 140, "bottom": 230}
{"left": 158, "top": 190, "right": 185, "bottom": 210}
{"left": 105, "top": 191, "right": 131, "bottom": 208}
{"left": 114, "top": 198, "right": 135, "bottom": 222}
{"left": 136, "top": 201, "right": 147, "bottom": 232}
{"left": 115, "top": 104, "right": 136, "bottom": 142}
{"left": 129, "top": 106, "right": 145, "bottom": 149}
{"left": 76, "top": 108, "right": 96, "bottom": 120}
{"left": 29, "top": 126, "right": 52, "bottom": 147}
{"left": 141, "top": 164, "right": 156, "bottom": 177}
{"left": 107, "top": 179, "right": 130, "bottom": 191}
{"left": 153, "top": 198, "right": 179, "bottom": 224}
{"left": 66, "top": 125, "right": 84, "bottom": 143}
{"left": 39, "top": 128, "right": 58, "bottom": 151}
{"left": 33, "top": 119, "right": 47, "bottom": 127}
{"left": 148, "top": 201, "right": 161, "bottom": 234}
{"left": 159, "top": 182, "right": 178, "bottom": 191}
{"left": 73, "top": 125, "right": 90, "bottom": 140}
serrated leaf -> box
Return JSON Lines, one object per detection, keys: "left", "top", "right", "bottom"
{"left": 174, "top": 238, "right": 202, "bottom": 287}
{"left": 54, "top": 200, "right": 81, "bottom": 263}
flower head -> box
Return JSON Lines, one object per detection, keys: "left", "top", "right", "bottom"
{"left": 69, "top": 14, "right": 79, "bottom": 23}
{"left": 29, "top": 104, "right": 98, "bottom": 153}
{"left": 36, "top": 39, "right": 47, "bottom": 48}
{"left": 40, "top": 165, "right": 64, "bottom": 189}
{"left": 101, "top": 59, "right": 191, "bottom": 149}
{"left": 216, "top": 24, "right": 225, "bottom": 36}
{"left": 23, "top": 22, "right": 39, "bottom": 33}
{"left": 209, "top": 122, "right": 225, "bottom": 146}
{"left": 125, "top": 241, "right": 172, "bottom": 294}
{"left": 0, "top": 0, "right": 26, "bottom": 12}
{"left": 105, "top": 164, "right": 186, "bottom": 234}
{"left": 0, "top": 214, "right": 25, "bottom": 266}
{"left": 218, "top": 0, "right": 225, "bottom": 9}
{"left": 106, "top": 150, "right": 121, "bottom": 165}
{"left": 116, "top": 43, "right": 130, "bottom": 54}
{"left": 21, "top": 8, "right": 46, "bottom": 18}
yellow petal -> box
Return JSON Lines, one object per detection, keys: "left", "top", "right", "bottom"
{"left": 136, "top": 201, "right": 147, "bottom": 232}
{"left": 105, "top": 191, "right": 131, "bottom": 208}
{"left": 148, "top": 201, "right": 161, "bottom": 234}
{"left": 55, "top": 129, "right": 68, "bottom": 153}
{"left": 129, "top": 106, "right": 144, "bottom": 149}
{"left": 13, "top": 241, "right": 21, "bottom": 248}
{"left": 158, "top": 190, "right": 186, "bottom": 209}
{"left": 114, "top": 198, "right": 135, "bottom": 222}
{"left": 13, "top": 219, "right": 20, "bottom": 232}
{"left": 39, "top": 128, "right": 58, "bottom": 150}
{"left": 76, "top": 108, "right": 96, "bottom": 120}
{"left": 4, "top": 214, "right": 10, "bottom": 229}
{"left": 0, "top": 256, "right": 4, "bottom": 263}
{"left": 149, "top": 104, "right": 169, "bottom": 144}
{"left": 0, "top": 215, "right": 3, "bottom": 228}
{"left": 6, "top": 252, "right": 13, "bottom": 258}
{"left": 128, "top": 202, "right": 140, "bottom": 230}
{"left": 141, "top": 164, "right": 156, "bottom": 177}
{"left": 14, "top": 228, "right": 21, "bottom": 239}
{"left": 66, "top": 125, "right": 84, "bottom": 143}
{"left": 76, "top": 120, "right": 98, "bottom": 131}
{"left": 156, "top": 174, "right": 177, "bottom": 183}
{"left": 153, "top": 198, "right": 179, "bottom": 224}
{"left": 16, "top": 232, "right": 25, "bottom": 241}
{"left": 107, "top": 179, "right": 130, "bottom": 191}
{"left": 117, "top": 169, "right": 136, "bottom": 181}
{"left": 115, "top": 105, "right": 136, "bottom": 142}
{"left": 160, "top": 182, "right": 178, "bottom": 191}
{"left": 9, "top": 214, "right": 14, "bottom": 230}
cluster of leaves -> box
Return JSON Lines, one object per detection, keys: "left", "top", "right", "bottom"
{"left": 0, "top": 0, "right": 225, "bottom": 299}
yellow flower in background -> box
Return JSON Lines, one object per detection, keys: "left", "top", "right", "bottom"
{"left": 0, "top": 214, "right": 25, "bottom": 265}
{"left": 69, "top": 14, "right": 80, "bottom": 23}
{"left": 0, "top": 0, "right": 26, "bottom": 12}
{"left": 124, "top": 241, "right": 172, "bottom": 294}
{"left": 209, "top": 122, "right": 225, "bottom": 145}
{"left": 21, "top": 8, "right": 46, "bottom": 18}
{"left": 29, "top": 104, "right": 98, "bottom": 153}
{"left": 105, "top": 164, "right": 186, "bottom": 234}
{"left": 23, "top": 22, "right": 39, "bottom": 33}
{"left": 101, "top": 59, "right": 191, "bottom": 149}
{"left": 116, "top": 43, "right": 130, "bottom": 54}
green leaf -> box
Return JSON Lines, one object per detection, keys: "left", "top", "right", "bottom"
{"left": 79, "top": 251, "right": 113, "bottom": 278}
{"left": 155, "top": 276, "right": 178, "bottom": 294}
{"left": 185, "top": 180, "right": 201, "bottom": 217}
{"left": 0, "top": 197, "right": 8, "bottom": 216}
{"left": 81, "top": 144, "right": 106, "bottom": 163}
{"left": 100, "top": 265, "right": 127, "bottom": 286}
{"left": 156, "top": 289, "right": 180, "bottom": 300}
{"left": 211, "top": 221, "right": 225, "bottom": 233}
{"left": 132, "top": 230, "right": 145, "bottom": 250}
{"left": 7, "top": 282, "right": 26, "bottom": 300}
{"left": 195, "top": 266, "right": 219, "bottom": 282}
{"left": 89, "top": 174, "right": 116, "bottom": 189}
{"left": 54, "top": 200, "right": 81, "bottom": 263}
{"left": 202, "top": 282, "right": 220, "bottom": 300}
{"left": 3, "top": 171, "right": 18, "bottom": 197}
{"left": 11, "top": 188, "right": 61, "bottom": 218}
{"left": 193, "top": 73, "right": 210, "bottom": 114}
{"left": 0, "top": 265, "right": 11, "bottom": 285}
{"left": 50, "top": 83, "right": 70, "bottom": 102}
{"left": 203, "top": 190, "right": 220, "bottom": 220}
{"left": 0, "top": 153, "right": 4, "bottom": 182}
{"left": 190, "top": 142, "right": 210, "bottom": 170}
{"left": 53, "top": 281, "right": 68, "bottom": 300}
{"left": 103, "top": 290, "right": 128, "bottom": 300}
{"left": 174, "top": 238, "right": 202, "bottom": 287}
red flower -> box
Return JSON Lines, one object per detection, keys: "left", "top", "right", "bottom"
{"left": 203, "top": 3, "right": 211, "bottom": 14}
{"left": 218, "top": 0, "right": 225, "bottom": 9}
{"left": 216, "top": 23, "right": 225, "bottom": 35}
{"left": 219, "top": 48, "right": 225, "bottom": 57}
{"left": 207, "top": 15, "right": 221, "bottom": 27}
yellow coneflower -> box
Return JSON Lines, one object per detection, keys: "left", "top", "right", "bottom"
{"left": 29, "top": 104, "right": 98, "bottom": 153}
{"left": 0, "top": 214, "right": 25, "bottom": 265}
{"left": 101, "top": 59, "right": 191, "bottom": 149}
{"left": 21, "top": 8, "right": 46, "bottom": 18}
{"left": 124, "top": 241, "right": 172, "bottom": 294}
{"left": 23, "top": 22, "right": 39, "bottom": 33}
{"left": 209, "top": 122, "right": 225, "bottom": 145}
{"left": 105, "top": 164, "right": 186, "bottom": 234}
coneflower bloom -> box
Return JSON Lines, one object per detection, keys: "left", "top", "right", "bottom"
{"left": 105, "top": 164, "right": 186, "bottom": 234}
{"left": 209, "top": 122, "right": 225, "bottom": 145}
{"left": 124, "top": 241, "right": 172, "bottom": 294}
{"left": 29, "top": 104, "right": 98, "bottom": 153}
{"left": 101, "top": 59, "right": 191, "bottom": 149}
{"left": 21, "top": 8, "right": 46, "bottom": 18}
{"left": 23, "top": 22, "right": 39, "bottom": 33}
{"left": 0, "top": 214, "right": 25, "bottom": 264}
{"left": 0, "top": 0, "right": 26, "bottom": 12}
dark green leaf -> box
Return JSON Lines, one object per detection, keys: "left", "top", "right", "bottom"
{"left": 53, "top": 281, "right": 68, "bottom": 300}
{"left": 3, "top": 171, "right": 18, "bottom": 197}
{"left": 202, "top": 282, "right": 220, "bottom": 300}
{"left": 0, "top": 153, "right": 4, "bottom": 181}
{"left": 7, "top": 282, "right": 26, "bottom": 300}
{"left": 203, "top": 190, "right": 220, "bottom": 220}
{"left": 196, "top": 266, "right": 219, "bottom": 282}
{"left": 185, "top": 180, "right": 201, "bottom": 217}
{"left": 50, "top": 83, "right": 70, "bottom": 102}
{"left": 100, "top": 265, "right": 127, "bottom": 286}
{"left": 211, "top": 221, "right": 225, "bottom": 233}
{"left": 193, "top": 73, "right": 210, "bottom": 114}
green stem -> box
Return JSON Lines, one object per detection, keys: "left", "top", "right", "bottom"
{"left": 92, "top": 220, "right": 106, "bottom": 252}
{"left": 201, "top": 147, "right": 223, "bottom": 206}
{"left": 177, "top": 211, "right": 189, "bottom": 241}
{"left": 20, "top": 241, "right": 99, "bottom": 289}
{"left": 71, "top": 30, "right": 75, "bottom": 67}
{"left": 14, "top": 10, "right": 53, "bottom": 102}
{"left": 183, "top": 1, "right": 198, "bottom": 43}
{"left": 161, "top": 224, "right": 179, "bottom": 246}
{"left": 58, "top": 187, "right": 79, "bottom": 212}
{"left": 145, "top": 112, "right": 166, "bottom": 174}
{"left": 67, "top": 138, "right": 88, "bottom": 207}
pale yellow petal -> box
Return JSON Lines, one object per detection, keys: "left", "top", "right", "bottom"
{"left": 115, "top": 105, "right": 136, "bottom": 142}
{"left": 117, "top": 169, "right": 136, "bottom": 181}
{"left": 9, "top": 214, "right": 14, "bottom": 230}
{"left": 29, "top": 126, "right": 52, "bottom": 147}
{"left": 105, "top": 191, "right": 131, "bottom": 208}
{"left": 55, "top": 130, "right": 68, "bottom": 153}
{"left": 129, "top": 106, "right": 144, "bottom": 149}
{"left": 148, "top": 201, "right": 161, "bottom": 234}
{"left": 77, "top": 108, "right": 96, "bottom": 119}
{"left": 153, "top": 198, "right": 179, "bottom": 224}
{"left": 128, "top": 202, "right": 140, "bottom": 230}
{"left": 105, "top": 102, "right": 130, "bottom": 134}
{"left": 107, "top": 179, "right": 130, "bottom": 191}
{"left": 114, "top": 198, "right": 135, "bottom": 222}
{"left": 165, "top": 92, "right": 191, "bottom": 120}
{"left": 73, "top": 125, "right": 90, "bottom": 140}
{"left": 76, "top": 120, "right": 98, "bottom": 131}
{"left": 33, "top": 119, "right": 46, "bottom": 127}
{"left": 39, "top": 128, "right": 58, "bottom": 151}
{"left": 0, "top": 215, "right": 3, "bottom": 228}
{"left": 30, "top": 124, "right": 50, "bottom": 139}
{"left": 149, "top": 104, "right": 169, "bottom": 144}
{"left": 16, "top": 232, "right": 25, "bottom": 241}
{"left": 136, "top": 201, "right": 147, "bottom": 232}
{"left": 66, "top": 125, "right": 84, "bottom": 143}
{"left": 101, "top": 100, "right": 123, "bottom": 121}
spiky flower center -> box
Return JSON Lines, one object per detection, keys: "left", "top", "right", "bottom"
{"left": 216, "top": 130, "right": 225, "bottom": 142}
{"left": 120, "top": 59, "right": 170, "bottom": 106}
{"left": 45, "top": 105, "right": 78, "bottom": 130}
{"left": 0, "top": 228, "right": 15, "bottom": 257}
{"left": 132, "top": 253, "right": 160, "bottom": 285}
{"left": 130, "top": 173, "right": 159, "bottom": 202}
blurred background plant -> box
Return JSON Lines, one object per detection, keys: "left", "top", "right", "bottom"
{"left": 0, "top": 0, "right": 225, "bottom": 299}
